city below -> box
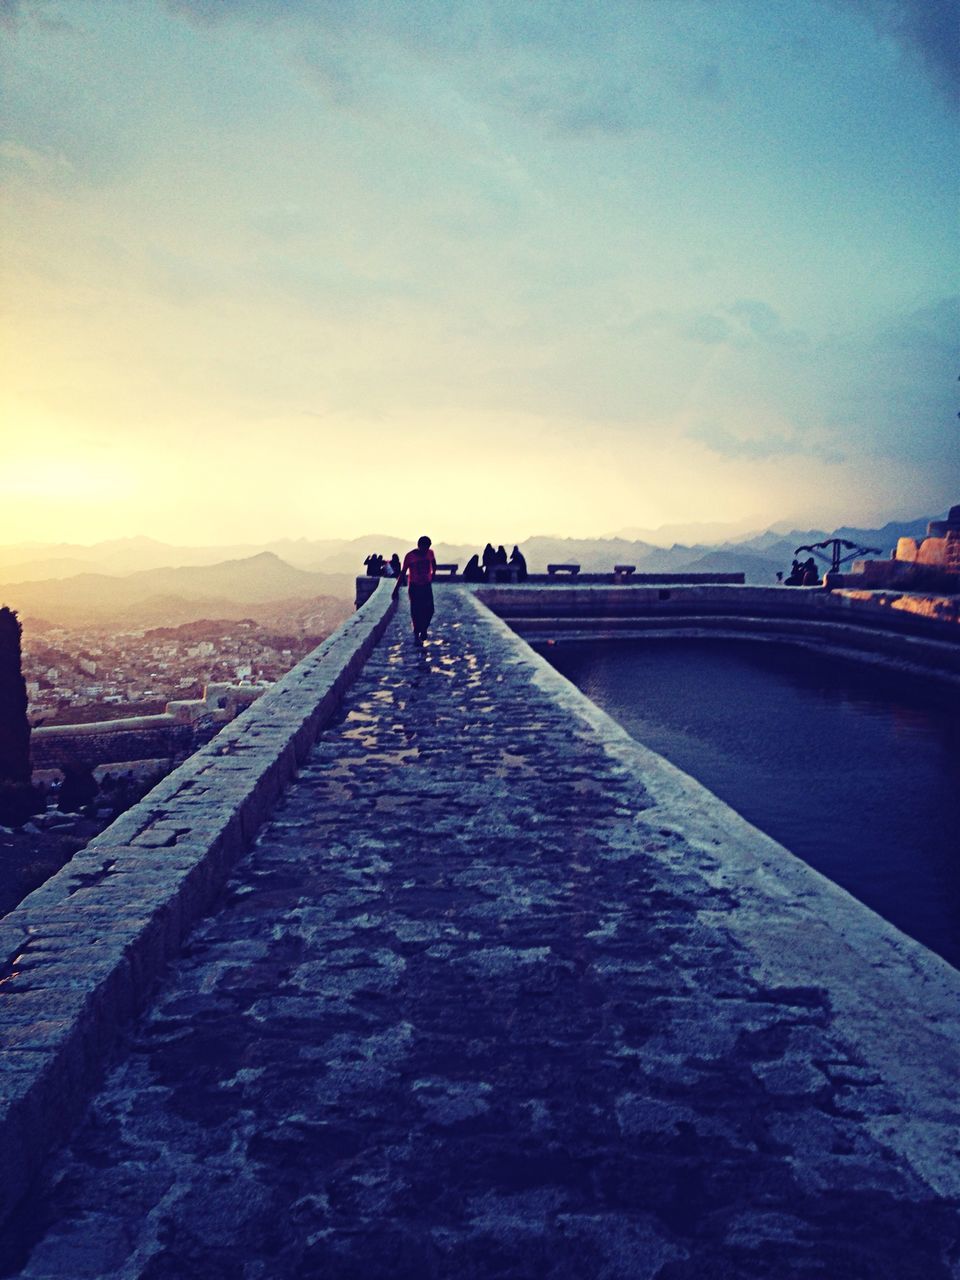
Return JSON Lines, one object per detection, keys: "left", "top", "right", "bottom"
{"left": 21, "top": 615, "right": 348, "bottom": 728}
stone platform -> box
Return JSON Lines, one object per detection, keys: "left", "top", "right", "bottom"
{"left": 1, "top": 588, "right": 958, "bottom": 1278}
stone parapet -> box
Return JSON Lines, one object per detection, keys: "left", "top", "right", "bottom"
{"left": 0, "top": 580, "right": 396, "bottom": 1230}
{"left": 480, "top": 579, "right": 957, "bottom": 629}
{"left": 30, "top": 722, "right": 197, "bottom": 772}
{"left": 31, "top": 681, "right": 270, "bottom": 773}
{"left": 33, "top": 712, "right": 175, "bottom": 738}
{"left": 355, "top": 571, "right": 745, "bottom": 608}
{"left": 833, "top": 588, "right": 960, "bottom": 624}
{"left": 477, "top": 584, "right": 960, "bottom": 686}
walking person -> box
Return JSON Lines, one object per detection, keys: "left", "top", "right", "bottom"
{"left": 393, "top": 535, "right": 437, "bottom": 646}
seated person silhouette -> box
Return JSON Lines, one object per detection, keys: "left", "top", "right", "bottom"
{"left": 462, "top": 553, "right": 485, "bottom": 582}
{"left": 509, "top": 545, "right": 528, "bottom": 580}
{"left": 785, "top": 558, "right": 803, "bottom": 586}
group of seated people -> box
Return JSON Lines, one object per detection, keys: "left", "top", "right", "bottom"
{"left": 363, "top": 544, "right": 529, "bottom": 582}
{"left": 782, "top": 557, "right": 821, "bottom": 586}
{"left": 462, "top": 544, "right": 528, "bottom": 582}
{"left": 363, "top": 553, "right": 403, "bottom": 578}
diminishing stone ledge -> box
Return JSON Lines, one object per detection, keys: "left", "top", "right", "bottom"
{"left": 468, "top": 591, "right": 960, "bottom": 1202}
{"left": 0, "top": 582, "right": 396, "bottom": 1230}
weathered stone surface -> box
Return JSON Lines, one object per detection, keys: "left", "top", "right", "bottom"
{"left": 0, "top": 583, "right": 397, "bottom": 1233}
{"left": 1, "top": 588, "right": 956, "bottom": 1278}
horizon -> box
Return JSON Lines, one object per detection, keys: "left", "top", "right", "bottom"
{"left": 0, "top": 503, "right": 945, "bottom": 560}
{"left": 1, "top": 505, "right": 942, "bottom": 631}
{"left": 2, "top": 1, "right": 958, "bottom": 545}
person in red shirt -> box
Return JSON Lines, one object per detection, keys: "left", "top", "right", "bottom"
{"left": 393, "top": 535, "right": 437, "bottom": 645}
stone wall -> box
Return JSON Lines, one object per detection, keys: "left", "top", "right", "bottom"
{"left": 477, "top": 581, "right": 959, "bottom": 633}
{"left": 0, "top": 581, "right": 398, "bottom": 1229}
{"left": 356, "top": 571, "right": 745, "bottom": 609}
{"left": 31, "top": 721, "right": 197, "bottom": 771}
{"left": 472, "top": 582, "right": 960, "bottom": 685}
{"left": 30, "top": 682, "right": 268, "bottom": 773}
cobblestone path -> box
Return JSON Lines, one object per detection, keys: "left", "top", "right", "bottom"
{"left": 1, "top": 594, "right": 957, "bottom": 1279}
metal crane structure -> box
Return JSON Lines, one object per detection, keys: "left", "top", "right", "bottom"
{"left": 794, "top": 537, "right": 882, "bottom": 575}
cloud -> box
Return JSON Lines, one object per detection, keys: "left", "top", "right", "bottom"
{"left": 0, "top": 0, "right": 79, "bottom": 32}
{"left": 153, "top": 1, "right": 710, "bottom": 136}
{"left": 684, "top": 300, "right": 807, "bottom": 348}
{"left": 686, "top": 62, "right": 724, "bottom": 101}
{"left": 249, "top": 204, "right": 315, "bottom": 241}
{"left": 797, "top": 296, "right": 958, "bottom": 463}
{"left": 492, "top": 71, "right": 658, "bottom": 136}
{"left": 846, "top": 0, "right": 960, "bottom": 106}
{"left": 872, "top": 294, "right": 958, "bottom": 354}
{"left": 163, "top": 0, "right": 479, "bottom": 51}
{"left": 290, "top": 42, "right": 367, "bottom": 108}
{"left": 0, "top": 138, "right": 74, "bottom": 179}
{"left": 682, "top": 296, "right": 955, "bottom": 474}
{"left": 163, "top": 0, "right": 354, "bottom": 28}
{"left": 684, "top": 314, "right": 731, "bottom": 345}
{"left": 689, "top": 423, "right": 846, "bottom": 465}
{"left": 0, "top": 118, "right": 132, "bottom": 193}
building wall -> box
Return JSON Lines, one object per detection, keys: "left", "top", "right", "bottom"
{"left": 31, "top": 721, "right": 198, "bottom": 771}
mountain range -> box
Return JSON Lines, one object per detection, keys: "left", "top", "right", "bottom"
{"left": 0, "top": 553, "right": 354, "bottom": 628}
{"left": 0, "top": 513, "right": 941, "bottom": 628}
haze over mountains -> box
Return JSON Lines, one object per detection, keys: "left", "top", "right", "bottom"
{"left": 0, "top": 553, "right": 353, "bottom": 629}
{"left": 0, "top": 514, "right": 940, "bottom": 628}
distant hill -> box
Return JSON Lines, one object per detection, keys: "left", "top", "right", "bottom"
{"left": 495, "top": 536, "right": 780, "bottom": 581}
{"left": 308, "top": 534, "right": 416, "bottom": 574}
{"left": 506, "top": 515, "right": 943, "bottom": 582}
{"left": 608, "top": 519, "right": 765, "bottom": 546}
{"left": 125, "top": 552, "right": 330, "bottom": 603}
{"left": 517, "top": 536, "right": 660, "bottom": 573}
{"left": 668, "top": 548, "right": 783, "bottom": 583}
{"left": 832, "top": 517, "right": 933, "bottom": 548}
{"left": 0, "top": 535, "right": 194, "bottom": 578}
{"left": 0, "top": 553, "right": 355, "bottom": 626}
{"left": 0, "top": 556, "right": 93, "bottom": 581}
{"left": 736, "top": 516, "right": 935, "bottom": 557}
{"left": 0, "top": 536, "right": 409, "bottom": 579}
{"left": 716, "top": 516, "right": 939, "bottom": 581}
{"left": 0, "top": 512, "right": 945, "bottom": 618}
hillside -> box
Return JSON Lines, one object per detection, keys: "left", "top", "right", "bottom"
{"left": 0, "top": 554, "right": 355, "bottom": 627}
{"left": 0, "top": 536, "right": 399, "bottom": 580}
{"left": 670, "top": 548, "right": 783, "bottom": 583}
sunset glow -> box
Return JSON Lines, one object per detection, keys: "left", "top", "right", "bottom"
{"left": 2, "top": 0, "right": 957, "bottom": 545}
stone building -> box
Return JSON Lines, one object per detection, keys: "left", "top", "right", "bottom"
{"left": 836, "top": 503, "right": 960, "bottom": 591}
{"left": 895, "top": 503, "right": 960, "bottom": 576}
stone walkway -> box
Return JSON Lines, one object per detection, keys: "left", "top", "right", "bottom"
{"left": 1, "top": 593, "right": 957, "bottom": 1279}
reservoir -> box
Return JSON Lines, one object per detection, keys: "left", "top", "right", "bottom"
{"left": 541, "top": 638, "right": 960, "bottom": 970}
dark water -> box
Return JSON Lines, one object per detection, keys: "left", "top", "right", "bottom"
{"left": 541, "top": 638, "right": 960, "bottom": 969}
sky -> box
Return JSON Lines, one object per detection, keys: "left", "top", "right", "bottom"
{"left": 1, "top": 0, "right": 957, "bottom": 545}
